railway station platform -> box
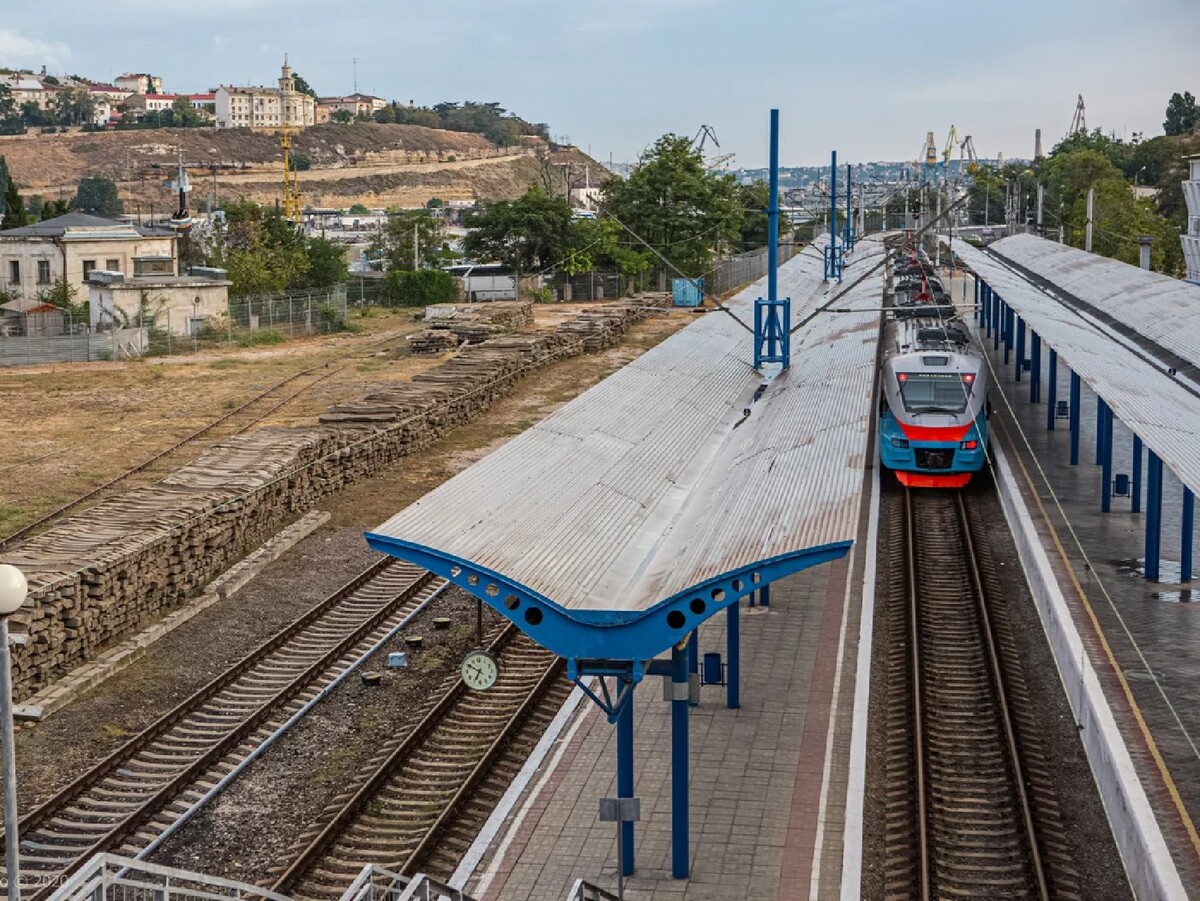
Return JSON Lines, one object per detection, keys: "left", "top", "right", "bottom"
{"left": 451, "top": 478, "right": 875, "bottom": 901}
{"left": 956, "top": 266, "right": 1200, "bottom": 897}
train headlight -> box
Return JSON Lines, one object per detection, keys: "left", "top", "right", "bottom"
{"left": 960, "top": 439, "right": 978, "bottom": 450}
{"left": 891, "top": 437, "right": 910, "bottom": 448}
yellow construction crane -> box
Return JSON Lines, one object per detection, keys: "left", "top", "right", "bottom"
{"left": 942, "top": 125, "right": 958, "bottom": 167}
{"left": 279, "top": 126, "right": 302, "bottom": 223}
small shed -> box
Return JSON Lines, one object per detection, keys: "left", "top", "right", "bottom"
{"left": 0, "top": 298, "right": 67, "bottom": 337}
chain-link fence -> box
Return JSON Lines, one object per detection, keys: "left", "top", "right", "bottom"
{"left": 0, "top": 286, "right": 349, "bottom": 365}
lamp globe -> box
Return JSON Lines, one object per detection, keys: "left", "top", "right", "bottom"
{"left": 0, "top": 564, "right": 28, "bottom": 616}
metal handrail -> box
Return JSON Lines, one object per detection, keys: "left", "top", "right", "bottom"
{"left": 48, "top": 853, "right": 293, "bottom": 901}
{"left": 564, "top": 879, "right": 621, "bottom": 901}
{"left": 337, "top": 866, "right": 474, "bottom": 901}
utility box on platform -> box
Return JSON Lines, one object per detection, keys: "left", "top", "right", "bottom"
{"left": 672, "top": 277, "right": 703, "bottom": 308}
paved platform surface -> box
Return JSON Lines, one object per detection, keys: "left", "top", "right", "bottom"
{"left": 968, "top": 271, "right": 1200, "bottom": 894}
{"left": 461, "top": 504, "right": 871, "bottom": 900}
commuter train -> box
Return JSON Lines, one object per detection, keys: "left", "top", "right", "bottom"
{"left": 878, "top": 263, "right": 990, "bottom": 488}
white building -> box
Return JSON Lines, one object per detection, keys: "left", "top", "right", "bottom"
{"left": 216, "top": 58, "right": 315, "bottom": 129}
{"left": 88, "top": 269, "right": 231, "bottom": 336}
{"left": 1182, "top": 156, "right": 1200, "bottom": 284}
{"left": 114, "top": 73, "right": 163, "bottom": 95}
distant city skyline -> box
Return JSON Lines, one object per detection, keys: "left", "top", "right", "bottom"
{"left": 0, "top": 0, "right": 1196, "bottom": 168}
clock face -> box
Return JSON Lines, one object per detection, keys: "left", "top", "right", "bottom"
{"left": 461, "top": 650, "right": 499, "bottom": 691}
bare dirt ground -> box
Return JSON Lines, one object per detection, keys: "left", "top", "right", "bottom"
{"left": 0, "top": 301, "right": 638, "bottom": 536}
{"left": 9, "top": 309, "right": 687, "bottom": 812}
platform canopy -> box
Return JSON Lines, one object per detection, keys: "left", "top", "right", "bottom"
{"left": 988, "top": 234, "right": 1200, "bottom": 373}
{"left": 955, "top": 240, "right": 1200, "bottom": 496}
{"left": 367, "top": 238, "right": 885, "bottom": 664}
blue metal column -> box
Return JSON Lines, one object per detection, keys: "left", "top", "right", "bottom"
{"left": 727, "top": 599, "right": 740, "bottom": 709}
{"left": 1069, "top": 371, "right": 1081, "bottom": 465}
{"left": 974, "top": 277, "right": 981, "bottom": 326}
{"left": 1183, "top": 488, "right": 1195, "bottom": 584}
{"left": 844, "top": 163, "right": 853, "bottom": 251}
{"left": 1015, "top": 316, "right": 1025, "bottom": 382}
{"left": 1003, "top": 305, "right": 1014, "bottom": 366}
{"left": 687, "top": 630, "right": 699, "bottom": 707}
{"left": 760, "top": 583, "right": 771, "bottom": 607}
{"left": 993, "top": 293, "right": 1003, "bottom": 355}
{"left": 617, "top": 679, "right": 635, "bottom": 876}
{"left": 767, "top": 109, "right": 779, "bottom": 307}
{"left": 1046, "top": 349, "right": 1058, "bottom": 429}
{"left": 1132, "top": 435, "right": 1143, "bottom": 514}
{"left": 670, "top": 644, "right": 690, "bottom": 880}
{"left": 1100, "top": 401, "right": 1113, "bottom": 513}
{"left": 1030, "top": 332, "right": 1041, "bottom": 403}
{"left": 1095, "top": 395, "right": 1105, "bottom": 465}
{"left": 1146, "top": 452, "right": 1163, "bottom": 581}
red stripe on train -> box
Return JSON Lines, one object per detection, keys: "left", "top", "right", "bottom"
{"left": 896, "top": 421, "right": 972, "bottom": 442}
{"left": 896, "top": 471, "right": 973, "bottom": 489}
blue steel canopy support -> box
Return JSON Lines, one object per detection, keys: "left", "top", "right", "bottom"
{"left": 992, "top": 288, "right": 1001, "bottom": 350}
{"left": 727, "top": 599, "right": 740, "bottom": 710}
{"left": 844, "top": 163, "right": 854, "bottom": 251}
{"left": 1146, "top": 452, "right": 1163, "bottom": 581}
{"left": 974, "top": 277, "right": 981, "bottom": 327}
{"left": 1100, "top": 400, "right": 1113, "bottom": 513}
{"left": 1004, "top": 304, "right": 1014, "bottom": 366}
{"left": 1183, "top": 488, "right": 1195, "bottom": 584}
{"left": 671, "top": 644, "right": 690, "bottom": 880}
{"left": 753, "top": 298, "right": 791, "bottom": 369}
{"left": 617, "top": 678, "right": 635, "bottom": 876}
{"left": 1046, "top": 349, "right": 1057, "bottom": 430}
{"left": 767, "top": 110, "right": 779, "bottom": 310}
{"left": 1095, "top": 395, "right": 1105, "bottom": 465}
{"left": 1015, "top": 316, "right": 1025, "bottom": 382}
{"left": 1132, "top": 435, "right": 1143, "bottom": 514}
{"left": 1069, "top": 371, "right": 1081, "bottom": 465}
{"left": 1030, "top": 332, "right": 1041, "bottom": 403}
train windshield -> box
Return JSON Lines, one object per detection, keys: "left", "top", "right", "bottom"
{"left": 897, "top": 372, "right": 974, "bottom": 414}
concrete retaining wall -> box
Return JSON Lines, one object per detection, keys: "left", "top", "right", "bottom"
{"left": 992, "top": 442, "right": 1185, "bottom": 899}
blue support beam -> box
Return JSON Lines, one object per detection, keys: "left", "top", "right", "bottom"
{"left": 687, "top": 629, "right": 699, "bottom": 707}
{"left": 1004, "top": 304, "right": 1014, "bottom": 365}
{"left": 1030, "top": 332, "right": 1041, "bottom": 403}
{"left": 671, "top": 644, "right": 690, "bottom": 880}
{"left": 1146, "top": 451, "right": 1163, "bottom": 581}
{"left": 767, "top": 109, "right": 779, "bottom": 308}
{"left": 1184, "top": 488, "right": 1195, "bottom": 584}
{"left": 992, "top": 288, "right": 1001, "bottom": 350}
{"left": 1015, "top": 316, "right": 1025, "bottom": 382}
{"left": 1100, "top": 400, "right": 1113, "bottom": 513}
{"left": 617, "top": 678, "right": 635, "bottom": 876}
{"left": 974, "top": 277, "right": 981, "bottom": 326}
{"left": 1132, "top": 435, "right": 1143, "bottom": 514}
{"left": 1095, "top": 395, "right": 1105, "bottom": 465}
{"left": 1069, "top": 371, "right": 1081, "bottom": 465}
{"left": 1046, "top": 349, "right": 1057, "bottom": 430}
{"left": 760, "top": 583, "right": 771, "bottom": 607}
{"left": 727, "top": 599, "right": 740, "bottom": 710}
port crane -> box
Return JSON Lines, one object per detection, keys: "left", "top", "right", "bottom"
{"left": 691, "top": 124, "right": 736, "bottom": 171}
{"left": 1067, "top": 94, "right": 1087, "bottom": 137}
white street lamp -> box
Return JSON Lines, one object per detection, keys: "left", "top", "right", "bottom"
{"left": 0, "top": 563, "right": 28, "bottom": 901}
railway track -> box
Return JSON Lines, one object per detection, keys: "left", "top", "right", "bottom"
{"left": 0, "top": 333, "right": 405, "bottom": 550}
{"left": 0, "top": 558, "right": 446, "bottom": 900}
{"left": 268, "top": 623, "right": 567, "bottom": 899}
{"left": 880, "top": 486, "right": 1080, "bottom": 900}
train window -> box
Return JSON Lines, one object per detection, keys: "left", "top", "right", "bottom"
{"left": 921, "top": 355, "right": 949, "bottom": 366}
{"left": 897, "top": 372, "right": 973, "bottom": 414}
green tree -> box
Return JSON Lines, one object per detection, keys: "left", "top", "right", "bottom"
{"left": 1066, "top": 177, "right": 1180, "bottom": 272}
{"left": 331, "top": 109, "right": 353, "bottom": 124}
{"left": 72, "top": 176, "right": 123, "bottom": 216}
{"left": 305, "top": 236, "right": 348, "bottom": 286}
{"left": 348, "top": 203, "right": 370, "bottom": 215}
{"left": 601, "top": 134, "right": 742, "bottom": 277}
{"left": 1163, "top": 91, "right": 1199, "bottom": 136}
{"left": 4, "top": 176, "right": 28, "bottom": 228}
{"left": 292, "top": 72, "right": 317, "bottom": 98}
{"left": 373, "top": 104, "right": 396, "bottom": 124}
{"left": 1041, "top": 149, "right": 1124, "bottom": 229}
{"left": 208, "top": 200, "right": 310, "bottom": 295}
{"left": 169, "top": 96, "right": 204, "bottom": 128}
{"left": 462, "top": 186, "right": 574, "bottom": 273}
{"left": 565, "top": 216, "right": 650, "bottom": 279}
{"left": 736, "top": 181, "right": 793, "bottom": 251}
{"left": 51, "top": 87, "right": 95, "bottom": 126}
{"left": 371, "top": 208, "right": 447, "bottom": 270}
{"left": 382, "top": 269, "right": 457, "bottom": 305}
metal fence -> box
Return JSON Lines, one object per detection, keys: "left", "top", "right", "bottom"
{"left": 47, "top": 854, "right": 291, "bottom": 901}
{"left": 706, "top": 241, "right": 800, "bottom": 296}
{"left": 0, "top": 287, "right": 349, "bottom": 366}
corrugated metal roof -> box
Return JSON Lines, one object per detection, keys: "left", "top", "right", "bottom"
{"left": 956, "top": 241, "right": 1200, "bottom": 495}
{"left": 369, "top": 238, "right": 884, "bottom": 619}
{"left": 990, "top": 234, "right": 1200, "bottom": 371}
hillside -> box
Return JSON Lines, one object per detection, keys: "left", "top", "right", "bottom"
{"left": 0, "top": 123, "right": 610, "bottom": 210}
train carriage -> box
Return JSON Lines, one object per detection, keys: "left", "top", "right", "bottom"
{"left": 878, "top": 309, "right": 990, "bottom": 488}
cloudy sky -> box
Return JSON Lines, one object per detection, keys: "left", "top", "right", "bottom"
{"left": 2, "top": 0, "right": 1197, "bottom": 167}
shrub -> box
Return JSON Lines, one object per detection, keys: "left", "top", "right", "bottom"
{"left": 382, "top": 269, "right": 457, "bottom": 306}
{"left": 236, "top": 328, "right": 285, "bottom": 347}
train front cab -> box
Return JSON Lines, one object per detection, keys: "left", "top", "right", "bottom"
{"left": 878, "top": 384, "right": 989, "bottom": 488}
